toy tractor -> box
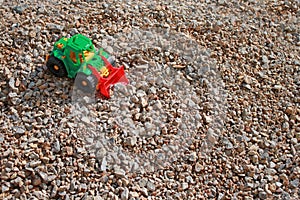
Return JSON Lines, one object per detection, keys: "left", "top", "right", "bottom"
{"left": 46, "top": 34, "right": 129, "bottom": 98}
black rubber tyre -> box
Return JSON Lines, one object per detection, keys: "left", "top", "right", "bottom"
{"left": 46, "top": 56, "right": 67, "bottom": 77}
{"left": 75, "top": 73, "right": 98, "bottom": 93}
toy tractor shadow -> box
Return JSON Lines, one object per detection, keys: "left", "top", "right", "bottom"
{"left": 46, "top": 54, "right": 98, "bottom": 96}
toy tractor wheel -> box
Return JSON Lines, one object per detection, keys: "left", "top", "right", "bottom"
{"left": 46, "top": 56, "right": 67, "bottom": 77}
{"left": 75, "top": 73, "right": 98, "bottom": 93}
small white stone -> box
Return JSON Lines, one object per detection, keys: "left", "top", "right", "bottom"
{"left": 9, "top": 77, "right": 16, "bottom": 89}
{"left": 182, "top": 182, "right": 189, "bottom": 190}
{"left": 121, "top": 188, "right": 129, "bottom": 200}
{"left": 269, "top": 162, "right": 276, "bottom": 168}
{"left": 204, "top": 115, "right": 213, "bottom": 124}
{"left": 81, "top": 116, "right": 90, "bottom": 124}
{"left": 207, "top": 128, "right": 217, "bottom": 144}
{"left": 140, "top": 97, "right": 148, "bottom": 107}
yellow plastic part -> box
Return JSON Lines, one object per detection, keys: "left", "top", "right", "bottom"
{"left": 83, "top": 51, "right": 95, "bottom": 61}
{"left": 100, "top": 67, "right": 110, "bottom": 77}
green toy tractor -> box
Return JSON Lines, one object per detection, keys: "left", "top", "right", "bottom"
{"left": 46, "top": 34, "right": 129, "bottom": 98}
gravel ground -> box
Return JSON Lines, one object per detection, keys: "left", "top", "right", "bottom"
{"left": 0, "top": 0, "right": 299, "bottom": 199}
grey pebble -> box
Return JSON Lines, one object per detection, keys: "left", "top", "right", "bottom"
{"left": 258, "top": 191, "right": 267, "bottom": 199}
{"left": 262, "top": 55, "right": 269, "bottom": 64}
{"left": 125, "top": 136, "right": 137, "bottom": 146}
{"left": 146, "top": 181, "right": 155, "bottom": 191}
{"left": 13, "top": 5, "right": 28, "bottom": 14}
{"left": 24, "top": 55, "right": 32, "bottom": 64}
{"left": 0, "top": 134, "right": 4, "bottom": 143}
{"left": 9, "top": 77, "right": 15, "bottom": 89}
{"left": 47, "top": 23, "right": 64, "bottom": 32}
{"left": 38, "top": 171, "right": 48, "bottom": 182}
{"left": 121, "top": 188, "right": 129, "bottom": 200}
{"left": 207, "top": 128, "right": 217, "bottom": 144}
{"left": 30, "top": 161, "right": 41, "bottom": 168}
{"left": 188, "top": 152, "right": 198, "bottom": 162}
{"left": 290, "top": 179, "right": 299, "bottom": 188}
{"left": 138, "top": 178, "right": 148, "bottom": 188}
{"left": 182, "top": 182, "right": 189, "bottom": 190}
{"left": 2, "top": 185, "right": 10, "bottom": 192}
{"left": 53, "top": 140, "right": 60, "bottom": 153}
{"left": 114, "top": 168, "right": 126, "bottom": 178}
{"left": 13, "top": 126, "right": 26, "bottom": 135}
{"left": 51, "top": 185, "right": 58, "bottom": 198}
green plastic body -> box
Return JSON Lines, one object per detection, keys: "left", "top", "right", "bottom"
{"left": 50, "top": 34, "right": 111, "bottom": 78}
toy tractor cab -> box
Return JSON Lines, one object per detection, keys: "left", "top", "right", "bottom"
{"left": 46, "top": 34, "right": 128, "bottom": 98}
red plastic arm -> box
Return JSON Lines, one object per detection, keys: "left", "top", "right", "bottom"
{"left": 97, "top": 56, "right": 129, "bottom": 98}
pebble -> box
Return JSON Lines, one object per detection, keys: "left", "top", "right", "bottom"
{"left": 146, "top": 181, "right": 155, "bottom": 192}
{"left": 9, "top": 77, "right": 16, "bottom": 89}
{"left": 140, "top": 97, "right": 148, "bottom": 107}
{"left": 13, "top": 127, "right": 26, "bottom": 135}
{"left": 24, "top": 55, "right": 32, "bottom": 64}
{"left": 204, "top": 115, "right": 213, "bottom": 124}
{"left": 273, "top": 85, "right": 282, "bottom": 90}
{"left": 251, "top": 155, "right": 259, "bottom": 164}
{"left": 47, "top": 23, "right": 64, "bottom": 32}
{"left": 2, "top": 185, "right": 10, "bottom": 192}
{"left": 38, "top": 171, "right": 48, "bottom": 182}
{"left": 64, "top": 146, "right": 73, "bottom": 156}
{"left": 207, "top": 128, "right": 217, "bottom": 144}
{"left": 51, "top": 185, "right": 58, "bottom": 197}
{"left": 121, "top": 188, "right": 129, "bottom": 200}
{"left": 138, "top": 178, "right": 148, "bottom": 188}
{"left": 140, "top": 187, "right": 148, "bottom": 196}
{"left": 32, "top": 175, "right": 42, "bottom": 186}
{"left": 114, "top": 168, "right": 126, "bottom": 178}
{"left": 130, "top": 192, "right": 139, "bottom": 198}
{"left": 290, "top": 179, "right": 299, "bottom": 188}
{"left": 188, "top": 152, "right": 198, "bottom": 162}
{"left": 100, "top": 157, "right": 107, "bottom": 171}
{"left": 8, "top": 92, "right": 18, "bottom": 98}
{"left": 0, "top": 134, "right": 4, "bottom": 143}
{"left": 48, "top": 175, "right": 57, "bottom": 182}
{"left": 81, "top": 116, "right": 90, "bottom": 124}
{"left": 29, "top": 161, "right": 41, "bottom": 168}
{"left": 33, "top": 191, "right": 47, "bottom": 199}
{"left": 258, "top": 191, "right": 267, "bottom": 199}
{"left": 53, "top": 140, "right": 60, "bottom": 153}
{"left": 125, "top": 136, "right": 137, "bottom": 146}
{"left": 0, "top": 0, "right": 298, "bottom": 199}
{"left": 269, "top": 162, "right": 276, "bottom": 168}
{"left": 79, "top": 183, "right": 87, "bottom": 192}
{"left": 262, "top": 55, "right": 269, "bottom": 64}
{"left": 13, "top": 5, "right": 28, "bottom": 14}
{"left": 275, "top": 182, "right": 282, "bottom": 187}
{"left": 182, "top": 182, "right": 189, "bottom": 190}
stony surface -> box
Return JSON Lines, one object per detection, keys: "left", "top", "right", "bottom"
{"left": 0, "top": 0, "right": 299, "bottom": 199}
